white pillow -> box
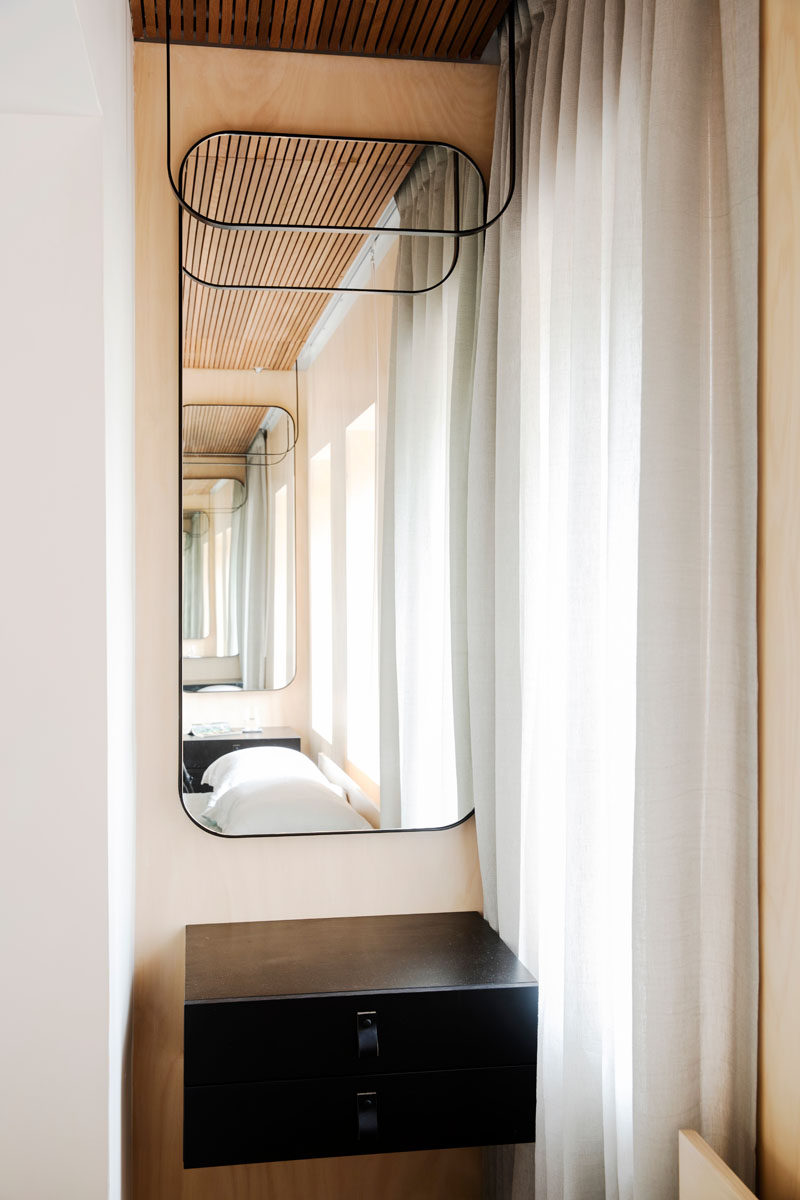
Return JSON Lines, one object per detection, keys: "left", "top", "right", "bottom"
{"left": 200, "top": 777, "right": 371, "bottom": 835}
{"left": 202, "top": 746, "right": 346, "bottom": 803}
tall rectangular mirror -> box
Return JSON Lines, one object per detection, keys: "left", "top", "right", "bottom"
{"left": 180, "top": 133, "right": 484, "bottom": 836}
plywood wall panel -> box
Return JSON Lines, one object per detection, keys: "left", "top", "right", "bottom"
{"left": 758, "top": 1, "right": 800, "bottom": 1197}
{"left": 679, "top": 1132, "right": 757, "bottom": 1200}
{"left": 134, "top": 41, "right": 493, "bottom": 1200}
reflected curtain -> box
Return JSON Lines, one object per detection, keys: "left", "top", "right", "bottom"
{"left": 182, "top": 511, "right": 207, "bottom": 640}
{"left": 213, "top": 481, "right": 238, "bottom": 658}
{"left": 379, "top": 146, "right": 483, "bottom": 828}
{"left": 235, "top": 431, "right": 268, "bottom": 691}
{"left": 263, "top": 417, "right": 296, "bottom": 690}
{"left": 264, "top": 430, "right": 277, "bottom": 689}
{"left": 228, "top": 488, "right": 243, "bottom": 657}
{"left": 471, "top": 2, "right": 758, "bottom": 1198}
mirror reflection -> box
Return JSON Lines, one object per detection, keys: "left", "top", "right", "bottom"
{"left": 180, "top": 136, "right": 484, "bottom": 835}
{"left": 182, "top": 508, "right": 211, "bottom": 641}
{"left": 182, "top": 405, "right": 296, "bottom": 693}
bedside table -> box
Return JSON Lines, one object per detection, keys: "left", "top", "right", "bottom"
{"left": 182, "top": 727, "right": 302, "bottom": 791}
{"left": 183, "top": 911, "right": 537, "bottom": 1167}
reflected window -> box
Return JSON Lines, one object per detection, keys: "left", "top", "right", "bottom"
{"left": 310, "top": 445, "right": 333, "bottom": 742}
{"left": 273, "top": 484, "right": 289, "bottom": 685}
{"left": 346, "top": 405, "right": 378, "bottom": 782}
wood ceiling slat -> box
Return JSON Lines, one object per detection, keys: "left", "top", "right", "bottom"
{"left": 185, "top": 0, "right": 199, "bottom": 42}
{"left": 303, "top": 0, "right": 327, "bottom": 49}
{"left": 456, "top": 0, "right": 507, "bottom": 58}
{"left": 261, "top": 0, "right": 279, "bottom": 45}
{"left": 360, "top": 0, "right": 392, "bottom": 53}
{"left": 184, "top": 405, "right": 268, "bottom": 454}
{"left": 143, "top": 0, "right": 158, "bottom": 34}
{"left": 291, "top": 0, "right": 315, "bottom": 46}
{"left": 388, "top": 0, "right": 425, "bottom": 55}
{"left": 200, "top": 143, "right": 250, "bottom": 356}
{"left": 328, "top": 0, "right": 357, "bottom": 51}
{"left": 430, "top": 0, "right": 482, "bottom": 58}
{"left": 213, "top": 142, "right": 284, "bottom": 336}
{"left": 248, "top": 290, "right": 328, "bottom": 369}
{"left": 339, "top": 0, "right": 368, "bottom": 52}
{"left": 206, "top": 0, "right": 221, "bottom": 42}
{"left": 219, "top": 0, "right": 234, "bottom": 42}
{"left": 169, "top": 0, "right": 182, "bottom": 41}
{"left": 244, "top": 0, "right": 260, "bottom": 44}
{"left": 131, "top": 0, "right": 505, "bottom": 58}
{"left": 182, "top": 134, "right": 423, "bottom": 369}
{"left": 181, "top": 155, "right": 203, "bottom": 363}
{"left": 373, "top": 0, "right": 412, "bottom": 55}
{"left": 187, "top": 142, "right": 229, "bottom": 366}
{"left": 182, "top": 153, "right": 208, "bottom": 365}
{"left": 312, "top": 0, "right": 338, "bottom": 50}
{"left": 232, "top": 0, "right": 247, "bottom": 43}
{"left": 409, "top": 0, "right": 453, "bottom": 57}
{"left": 198, "top": 141, "right": 413, "bottom": 286}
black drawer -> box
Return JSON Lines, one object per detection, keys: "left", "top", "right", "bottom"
{"left": 183, "top": 913, "right": 538, "bottom": 1167}
{"left": 185, "top": 985, "right": 537, "bottom": 1085}
{"left": 184, "top": 1065, "right": 535, "bottom": 1167}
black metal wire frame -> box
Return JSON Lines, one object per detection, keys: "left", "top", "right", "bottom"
{"left": 165, "top": 0, "right": 517, "bottom": 241}
{"left": 180, "top": 145, "right": 463, "bottom": 296}
{"left": 182, "top": 402, "right": 299, "bottom": 462}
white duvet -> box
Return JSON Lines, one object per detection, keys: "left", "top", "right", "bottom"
{"left": 198, "top": 746, "right": 371, "bottom": 835}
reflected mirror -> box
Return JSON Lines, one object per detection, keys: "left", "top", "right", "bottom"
{"left": 180, "top": 133, "right": 484, "bottom": 836}
{"left": 182, "top": 405, "right": 296, "bottom": 692}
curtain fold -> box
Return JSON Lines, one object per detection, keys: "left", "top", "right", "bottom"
{"left": 379, "top": 147, "right": 483, "bottom": 828}
{"left": 182, "top": 511, "right": 208, "bottom": 640}
{"left": 213, "top": 481, "right": 238, "bottom": 658}
{"left": 472, "top": 2, "right": 758, "bottom": 1197}
{"left": 236, "top": 431, "right": 268, "bottom": 691}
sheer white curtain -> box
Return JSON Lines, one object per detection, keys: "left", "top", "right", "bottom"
{"left": 264, "top": 416, "right": 296, "bottom": 689}
{"left": 213, "top": 481, "right": 237, "bottom": 658}
{"left": 379, "top": 147, "right": 482, "bottom": 828}
{"left": 235, "top": 431, "right": 268, "bottom": 691}
{"left": 182, "top": 511, "right": 208, "bottom": 640}
{"left": 472, "top": 2, "right": 758, "bottom": 1198}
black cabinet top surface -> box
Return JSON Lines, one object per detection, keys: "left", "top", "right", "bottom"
{"left": 182, "top": 727, "right": 300, "bottom": 743}
{"left": 185, "top": 911, "right": 535, "bottom": 1002}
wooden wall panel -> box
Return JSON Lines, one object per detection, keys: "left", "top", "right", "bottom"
{"left": 758, "top": 1, "right": 800, "bottom": 1197}
{"left": 134, "top": 42, "right": 494, "bottom": 1200}
{"left": 680, "top": 1132, "right": 757, "bottom": 1200}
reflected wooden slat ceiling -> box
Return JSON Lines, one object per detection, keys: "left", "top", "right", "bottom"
{"left": 183, "top": 403, "right": 268, "bottom": 453}
{"left": 181, "top": 133, "right": 421, "bottom": 370}
{"left": 130, "top": 0, "right": 506, "bottom": 60}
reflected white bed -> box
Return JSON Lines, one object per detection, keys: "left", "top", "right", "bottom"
{"left": 185, "top": 746, "right": 373, "bottom": 835}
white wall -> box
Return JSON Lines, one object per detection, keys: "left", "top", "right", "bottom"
{"left": 0, "top": 2, "right": 135, "bottom": 1197}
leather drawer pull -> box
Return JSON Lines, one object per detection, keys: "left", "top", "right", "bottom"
{"left": 356, "top": 1011, "right": 379, "bottom": 1058}
{"left": 356, "top": 1091, "right": 378, "bottom": 1139}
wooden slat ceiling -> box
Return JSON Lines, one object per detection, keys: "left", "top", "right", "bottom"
{"left": 183, "top": 403, "right": 268, "bottom": 453}
{"left": 181, "top": 133, "right": 420, "bottom": 370}
{"left": 130, "top": 0, "right": 506, "bottom": 60}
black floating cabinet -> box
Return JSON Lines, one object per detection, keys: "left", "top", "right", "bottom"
{"left": 183, "top": 911, "right": 538, "bottom": 1168}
